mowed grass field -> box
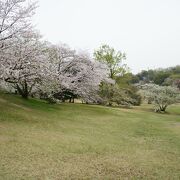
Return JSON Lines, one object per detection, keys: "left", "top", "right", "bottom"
{"left": 0, "top": 93, "right": 180, "bottom": 179}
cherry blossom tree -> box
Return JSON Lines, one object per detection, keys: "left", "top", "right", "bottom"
{"left": 39, "top": 44, "right": 113, "bottom": 103}
{"left": 58, "top": 53, "right": 112, "bottom": 103}
{"left": 0, "top": 38, "right": 113, "bottom": 102}
{"left": 0, "top": 31, "right": 47, "bottom": 98}
{"left": 0, "top": 1, "right": 113, "bottom": 103}
{"left": 0, "top": 0, "right": 37, "bottom": 45}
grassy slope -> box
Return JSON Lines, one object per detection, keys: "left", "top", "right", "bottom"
{"left": 0, "top": 93, "right": 180, "bottom": 179}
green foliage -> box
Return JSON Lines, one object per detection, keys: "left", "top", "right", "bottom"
{"left": 135, "top": 65, "right": 180, "bottom": 86}
{"left": 115, "top": 74, "right": 142, "bottom": 106}
{"left": 99, "top": 82, "right": 141, "bottom": 106}
{"left": 164, "top": 74, "right": 180, "bottom": 90}
{"left": 94, "top": 44, "right": 141, "bottom": 107}
{"left": 115, "top": 73, "right": 140, "bottom": 86}
{"left": 94, "top": 44, "right": 127, "bottom": 79}
{"left": 98, "top": 83, "right": 115, "bottom": 105}
{"left": 153, "top": 71, "right": 170, "bottom": 85}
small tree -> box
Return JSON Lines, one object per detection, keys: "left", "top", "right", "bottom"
{"left": 99, "top": 83, "right": 141, "bottom": 106}
{"left": 142, "top": 84, "right": 180, "bottom": 112}
{"left": 94, "top": 44, "right": 127, "bottom": 79}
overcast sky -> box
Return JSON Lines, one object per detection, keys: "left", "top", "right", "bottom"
{"left": 33, "top": 0, "right": 180, "bottom": 73}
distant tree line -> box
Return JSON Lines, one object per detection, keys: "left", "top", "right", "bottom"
{"left": 132, "top": 66, "right": 180, "bottom": 89}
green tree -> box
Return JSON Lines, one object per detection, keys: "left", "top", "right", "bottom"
{"left": 99, "top": 83, "right": 141, "bottom": 106}
{"left": 94, "top": 44, "right": 127, "bottom": 79}
{"left": 153, "top": 71, "right": 170, "bottom": 85}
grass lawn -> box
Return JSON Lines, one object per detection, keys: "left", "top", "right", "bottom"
{"left": 0, "top": 92, "right": 180, "bottom": 179}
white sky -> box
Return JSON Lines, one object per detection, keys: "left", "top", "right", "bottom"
{"left": 33, "top": 0, "right": 180, "bottom": 73}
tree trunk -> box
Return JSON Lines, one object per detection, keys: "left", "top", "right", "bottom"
{"left": 156, "top": 104, "right": 167, "bottom": 112}
{"left": 160, "top": 105, "right": 167, "bottom": 112}
{"left": 16, "top": 83, "right": 28, "bottom": 99}
{"left": 23, "top": 81, "right": 29, "bottom": 99}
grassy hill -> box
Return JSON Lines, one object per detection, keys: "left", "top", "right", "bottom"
{"left": 0, "top": 92, "right": 180, "bottom": 179}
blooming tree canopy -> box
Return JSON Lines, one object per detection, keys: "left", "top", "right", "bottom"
{"left": 141, "top": 84, "right": 180, "bottom": 112}
{"left": 0, "top": 0, "right": 36, "bottom": 44}
{"left": 0, "top": 31, "right": 48, "bottom": 98}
